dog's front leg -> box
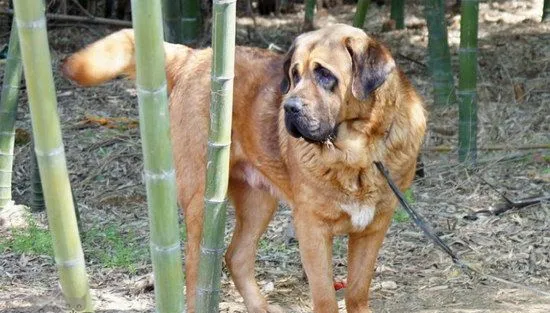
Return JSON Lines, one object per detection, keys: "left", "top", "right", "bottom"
{"left": 293, "top": 209, "right": 338, "bottom": 313}
{"left": 345, "top": 208, "right": 394, "bottom": 313}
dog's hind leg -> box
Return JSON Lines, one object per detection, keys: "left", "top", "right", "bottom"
{"left": 183, "top": 190, "right": 205, "bottom": 313}
{"left": 225, "top": 178, "right": 283, "bottom": 313}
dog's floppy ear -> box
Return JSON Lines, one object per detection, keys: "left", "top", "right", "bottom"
{"left": 345, "top": 36, "right": 395, "bottom": 101}
{"left": 280, "top": 44, "right": 296, "bottom": 94}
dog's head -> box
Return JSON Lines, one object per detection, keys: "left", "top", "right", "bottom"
{"left": 280, "top": 24, "right": 396, "bottom": 143}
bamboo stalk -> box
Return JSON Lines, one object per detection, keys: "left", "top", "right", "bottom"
{"left": 304, "top": 0, "right": 316, "bottom": 30}
{"left": 353, "top": 0, "right": 370, "bottom": 28}
{"left": 390, "top": 0, "right": 405, "bottom": 29}
{"left": 161, "top": 0, "right": 183, "bottom": 43}
{"left": 181, "top": 0, "right": 201, "bottom": 45}
{"left": 0, "top": 20, "right": 23, "bottom": 210}
{"left": 12, "top": 1, "right": 92, "bottom": 311}
{"left": 195, "top": 0, "right": 236, "bottom": 310}
{"left": 30, "top": 140, "right": 45, "bottom": 212}
{"left": 130, "top": 1, "right": 185, "bottom": 312}
{"left": 543, "top": 0, "right": 550, "bottom": 22}
{"left": 457, "top": 0, "right": 479, "bottom": 163}
{"left": 425, "top": 0, "right": 456, "bottom": 106}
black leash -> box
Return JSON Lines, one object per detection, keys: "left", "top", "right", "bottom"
{"left": 374, "top": 161, "right": 550, "bottom": 297}
{"left": 374, "top": 162, "right": 462, "bottom": 265}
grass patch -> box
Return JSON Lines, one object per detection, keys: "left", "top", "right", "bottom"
{"left": 0, "top": 214, "right": 151, "bottom": 274}
{"left": 392, "top": 189, "right": 415, "bottom": 223}
{"left": 0, "top": 217, "right": 53, "bottom": 256}
{"left": 393, "top": 207, "right": 410, "bottom": 223}
{"left": 82, "top": 224, "right": 149, "bottom": 274}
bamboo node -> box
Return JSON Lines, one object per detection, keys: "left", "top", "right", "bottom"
{"left": 136, "top": 83, "right": 167, "bottom": 96}
{"left": 200, "top": 245, "right": 225, "bottom": 255}
{"left": 196, "top": 287, "right": 222, "bottom": 295}
{"left": 5, "top": 56, "right": 22, "bottom": 62}
{"left": 16, "top": 17, "right": 46, "bottom": 29}
{"left": 181, "top": 17, "right": 199, "bottom": 22}
{"left": 204, "top": 197, "right": 226, "bottom": 204}
{"left": 0, "top": 151, "right": 14, "bottom": 156}
{"left": 456, "top": 89, "right": 477, "bottom": 94}
{"left": 150, "top": 241, "right": 181, "bottom": 253}
{"left": 458, "top": 121, "right": 478, "bottom": 125}
{"left": 143, "top": 169, "right": 176, "bottom": 181}
{"left": 0, "top": 169, "right": 14, "bottom": 174}
{"left": 211, "top": 75, "right": 234, "bottom": 83}
{"left": 0, "top": 130, "right": 15, "bottom": 136}
{"left": 213, "top": 0, "right": 237, "bottom": 5}
{"left": 207, "top": 140, "right": 231, "bottom": 148}
{"left": 458, "top": 47, "right": 478, "bottom": 53}
{"left": 34, "top": 146, "right": 64, "bottom": 157}
{"left": 1, "top": 83, "right": 21, "bottom": 91}
{"left": 55, "top": 255, "right": 85, "bottom": 268}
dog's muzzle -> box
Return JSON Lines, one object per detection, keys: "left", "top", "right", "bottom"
{"left": 283, "top": 97, "right": 335, "bottom": 143}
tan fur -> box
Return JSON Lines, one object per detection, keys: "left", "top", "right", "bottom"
{"left": 63, "top": 24, "right": 426, "bottom": 313}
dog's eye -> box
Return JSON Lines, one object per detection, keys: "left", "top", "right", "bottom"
{"left": 292, "top": 67, "right": 301, "bottom": 85}
{"left": 314, "top": 66, "right": 337, "bottom": 91}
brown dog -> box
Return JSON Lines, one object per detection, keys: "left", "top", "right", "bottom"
{"left": 62, "top": 24, "right": 426, "bottom": 313}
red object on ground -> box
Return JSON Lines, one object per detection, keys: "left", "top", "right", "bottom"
{"left": 334, "top": 280, "right": 347, "bottom": 290}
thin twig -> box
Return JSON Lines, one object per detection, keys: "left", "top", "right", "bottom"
{"left": 68, "top": 0, "right": 94, "bottom": 18}
{"left": 376, "top": 161, "right": 550, "bottom": 298}
{"left": 0, "top": 9, "right": 132, "bottom": 27}
{"left": 245, "top": 0, "right": 286, "bottom": 53}
{"left": 47, "top": 23, "right": 102, "bottom": 36}
{"left": 424, "top": 144, "right": 550, "bottom": 152}
{"left": 397, "top": 52, "right": 427, "bottom": 68}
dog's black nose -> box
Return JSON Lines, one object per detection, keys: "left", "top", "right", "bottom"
{"left": 284, "top": 98, "right": 303, "bottom": 114}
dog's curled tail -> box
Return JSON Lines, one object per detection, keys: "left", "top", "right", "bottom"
{"left": 61, "top": 29, "right": 180, "bottom": 88}
{"left": 61, "top": 29, "right": 137, "bottom": 86}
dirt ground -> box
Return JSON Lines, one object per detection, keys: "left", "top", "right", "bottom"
{"left": 1, "top": 0, "right": 549, "bottom": 312}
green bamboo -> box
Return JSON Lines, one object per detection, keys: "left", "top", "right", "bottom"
{"left": 457, "top": 0, "right": 479, "bottom": 163}
{"left": 425, "top": 0, "right": 456, "bottom": 106}
{"left": 161, "top": 0, "right": 184, "bottom": 43}
{"left": 304, "top": 0, "right": 316, "bottom": 30}
{"left": 130, "top": 1, "right": 185, "bottom": 312}
{"left": 12, "top": 1, "right": 92, "bottom": 311}
{"left": 181, "top": 0, "right": 202, "bottom": 45}
{"left": 390, "top": 0, "right": 405, "bottom": 29}
{"left": 0, "top": 20, "right": 23, "bottom": 210}
{"left": 543, "top": 0, "right": 550, "bottom": 22}
{"left": 195, "top": 0, "right": 236, "bottom": 311}
{"left": 29, "top": 140, "right": 45, "bottom": 212}
{"left": 353, "top": 0, "right": 370, "bottom": 28}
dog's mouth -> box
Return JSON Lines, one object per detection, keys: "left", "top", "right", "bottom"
{"left": 285, "top": 114, "right": 336, "bottom": 144}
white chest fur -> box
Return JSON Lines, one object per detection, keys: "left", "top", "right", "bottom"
{"left": 340, "top": 203, "right": 376, "bottom": 231}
